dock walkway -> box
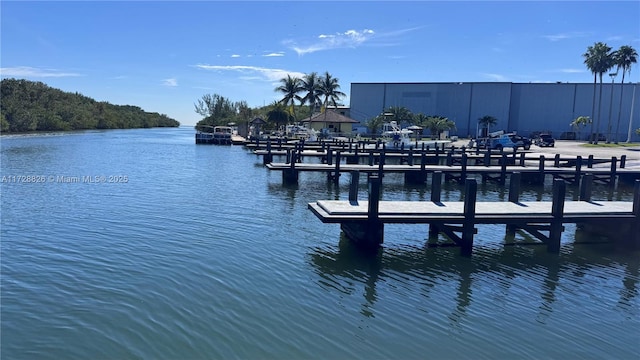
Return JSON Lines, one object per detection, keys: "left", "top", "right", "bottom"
{"left": 307, "top": 171, "right": 639, "bottom": 256}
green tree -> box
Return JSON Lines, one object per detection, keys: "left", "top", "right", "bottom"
{"left": 319, "top": 71, "right": 346, "bottom": 112}
{"left": 275, "top": 75, "right": 303, "bottom": 121}
{"left": 384, "top": 106, "right": 413, "bottom": 123}
{"left": 425, "top": 116, "right": 456, "bottom": 139}
{"left": 0, "top": 78, "right": 178, "bottom": 132}
{"left": 366, "top": 114, "right": 386, "bottom": 134}
{"left": 301, "top": 72, "right": 322, "bottom": 116}
{"left": 570, "top": 115, "right": 592, "bottom": 141}
{"left": 613, "top": 45, "right": 638, "bottom": 143}
{"left": 478, "top": 115, "right": 498, "bottom": 136}
{"left": 583, "top": 42, "right": 615, "bottom": 144}
{"left": 266, "top": 101, "right": 292, "bottom": 130}
{"left": 194, "top": 93, "right": 238, "bottom": 126}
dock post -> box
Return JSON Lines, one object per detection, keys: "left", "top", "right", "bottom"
{"left": 506, "top": 172, "right": 522, "bottom": 235}
{"left": 548, "top": 179, "right": 566, "bottom": 253}
{"left": 377, "top": 151, "right": 386, "bottom": 180}
{"left": 264, "top": 140, "right": 273, "bottom": 164}
{"left": 335, "top": 151, "right": 341, "bottom": 183}
{"left": 499, "top": 154, "right": 507, "bottom": 185}
{"left": 588, "top": 155, "right": 594, "bottom": 168}
{"left": 460, "top": 179, "right": 478, "bottom": 257}
{"left": 459, "top": 157, "right": 468, "bottom": 184}
{"left": 428, "top": 171, "right": 443, "bottom": 238}
{"left": 620, "top": 155, "right": 626, "bottom": 168}
{"left": 285, "top": 148, "right": 292, "bottom": 164}
{"left": 483, "top": 151, "right": 490, "bottom": 166}
{"left": 283, "top": 151, "right": 299, "bottom": 184}
{"left": 574, "top": 156, "right": 583, "bottom": 184}
{"left": 554, "top": 154, "right": 560, "bottom": 167}
{"left": 608, "top": 156, "right": 617, "bottom": 187}
{"left": 408, "top": 148, "right": 414, "bottom": 166}
{"left": 519, "top": 152, "right": 526, "bottom": 166}
{"left": 631, "top": 180, "right": 640, "bottom": 249}
{"left": 579, "top": 174, "right": 594, "bottom": 201}
{"left": 362, "top": 174, "right": 384, "bottom": 248}
{"left": 349, "top": 171, "right": 360, "bottom": 203}
{"left": 539, "top": 156, "right": 546, "bottom": 184}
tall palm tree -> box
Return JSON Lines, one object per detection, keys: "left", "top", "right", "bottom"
{"left": 301, "top": 72, "right": 322, "bottom": 116}
{"left": 614, "top": 45, "right": 638, "bottom": 143}
{"left": 319, "top": 71, "right": 346, "bottom": 112}
{"left": 275, "top": 75, "right": 303, "bottom": 122}
{"left": 583, "top": 42, "right": 615, "bottom": 144}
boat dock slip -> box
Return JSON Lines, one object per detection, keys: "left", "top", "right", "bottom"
{"left": 267, "top": 152, "right": 640, "bottom": 187}
{"left": 308, "top": 174, "right": 640, "bottom": 256}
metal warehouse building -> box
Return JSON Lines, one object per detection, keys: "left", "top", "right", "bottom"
{"left": 349, "top": 82, "right": 639, "bottom": 142}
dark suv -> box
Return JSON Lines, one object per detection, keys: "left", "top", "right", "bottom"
{"left": 534, "top": 134, "right": 555, "bottom": 147}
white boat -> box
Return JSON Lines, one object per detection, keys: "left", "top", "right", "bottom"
{"left": 381, "top": 121, "right": 450, "bottom": 149}
{"left": 285, "top": 125, "right": 318, "bottom": 142}
{"left": 212, "top": 126, "right": 233, "bottom": 145}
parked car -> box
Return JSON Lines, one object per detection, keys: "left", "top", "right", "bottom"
{"left": 534, "top": 134, "right": 555, "bottom": 147}
{"left": 487, "top": 133, "right": 531, "bottom": 151}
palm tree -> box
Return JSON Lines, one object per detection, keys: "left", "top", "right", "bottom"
{"left": 275, "top": 75, "right": 303, "bottom": 121}
{"left": 614, "top": 45, "right": 638, "bottom": 143}
{"left": 425, "top": 116, "right": 456, "bottom": 139}
{"left": 478, "top": 115, "right": 497, "bottom": 137}
{"left": 319, "top": 71, "right": 346, "bottom": 112}
{"left": 413, "top": 113, "right": 429, "bottom": 127}
{"left": 301, "top": 72, "right": 322, "bottom": 116}
{"left": 570, "top": 115, "right": 592, "bottom": 141}
{"left": 366, "top": 114, "right": 386, "bottom": 135}
{"left": 583, "top": 42, "right": 615, "bottom": 144}
{"left": 266, "top": 101, "right": 292, "bottom": 130}
{"left": 385, "top": 106, "right": 413, "bottom": 124}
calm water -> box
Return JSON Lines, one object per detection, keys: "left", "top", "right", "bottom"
{"left": 1, "top": 127, "right": 639, "bottom": 359}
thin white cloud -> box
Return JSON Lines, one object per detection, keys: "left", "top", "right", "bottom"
{"left": 162, "top": 78, "right": 178, "bottom": 87}
{"left": 0, "top": 66, "right": 82, "bottom": 77}
{"left": 543, "top": 32, "right": 590, "bottom": 42}
{"left": 286, "top": 29, "right": 376, "bottom": 55}
{"left": 195, "top": 64, "right": 305, "bottom": 82}
{"left": 560, "top": 68, "right": 584, "bottom": 73}
{"left": 482, "top": 73, "right": 509, "bottom": 82}
{"left": 231, "top": 54, "right": 241, "bottom": 58}
{"left": 263, "top": 52, "right": 285, "bottom": 57}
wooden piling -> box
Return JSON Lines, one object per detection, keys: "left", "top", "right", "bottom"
{"left": 460, "top": 179, "right": 478, "bottom": 256}
{"left": 548, "top": 179, "right": 566, "bottom": 253}
{"left": 579, "top": 174, "right": 594, "bottom": 201}
{"left": 349, "top": 171, "right": 359, "bottom": 203}
{"left": 506, "top": 172, "right": 522, "bottom": 235}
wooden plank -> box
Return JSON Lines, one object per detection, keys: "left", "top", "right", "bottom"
{"left": 308, "top": 200, "right": 635, "bottom": 224}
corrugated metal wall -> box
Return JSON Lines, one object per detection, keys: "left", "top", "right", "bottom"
{"left": 350, "top": 82, "right": 640, "bottom": 141}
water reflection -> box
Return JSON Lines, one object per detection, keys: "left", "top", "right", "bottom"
{"left": 309, "top": 239, "right": 639, "bottom": 322}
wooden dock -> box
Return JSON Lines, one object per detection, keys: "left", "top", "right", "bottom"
{"left": 266, "top": 151, "right": 639, "bottom": 187}
{"left": 308, "top": 172, "right": 640, "bottom": 256}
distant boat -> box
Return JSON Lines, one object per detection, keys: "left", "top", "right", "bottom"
{"left": 195, "top": 125, "right": 233, "bottom": 145}
{"left": 380, "top": 121, "right": 450, "bottom": 149}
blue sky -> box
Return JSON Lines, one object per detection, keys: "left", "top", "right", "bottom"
{"left": 2, "top": 1, "right": 639, "bottom": 126}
